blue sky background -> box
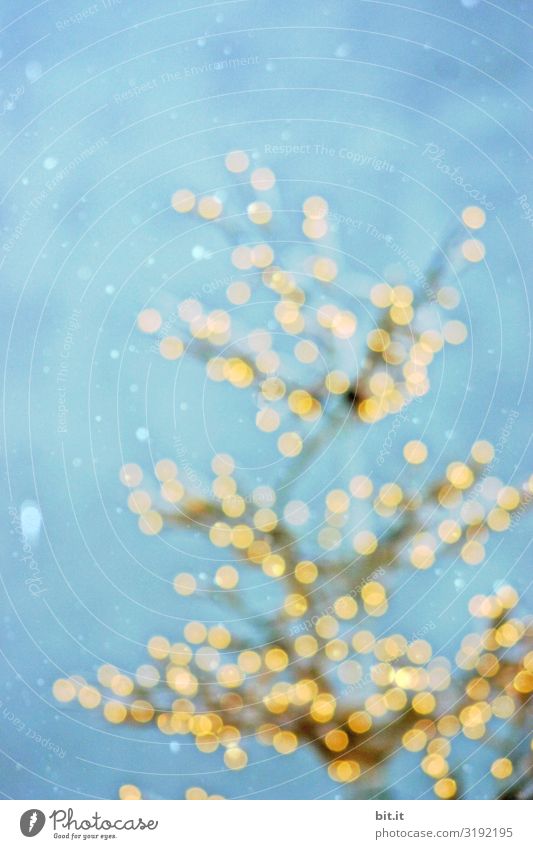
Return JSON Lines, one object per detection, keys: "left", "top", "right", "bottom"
{"left": 1, "top": 0, "right": 532, "bottom": 800}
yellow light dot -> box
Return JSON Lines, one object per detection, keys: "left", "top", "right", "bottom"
{"left": 208, "top": 625, "right": 231, "bottom": 649}
{"left": 407, "top": 640, "right": 433, "bottom": 665}
{"left": 52, "top": 678, "right": 77, "bottom": 703}
{"left": 131, "top": 700, "right": 154, "bottom": 723}
{"left": 119, "top": 784, "right": 142, "bottom": 800}
{"left": 412, "top": 692, "right": 436, "bottom": 715}
{"left": 438, "top": 519, "right": 461, "bottom": 544}
{"left": 353, "top": 531, "right": 378, "bottom": 556}
{"left": 444, "top": 320, "right": 468, "bottom": 345}
{"left": 262, "top": 553, "right": 285, "bottom": 577}
{"left": 496, "top": 585, "right": 519, "bottom": 609}
{"left": 326, "top": 489, "right": 350, "bottom": 514}
{"left": 148, "top": 635, "right": 170, "bottom": 660}
{"left": 284, "top": 593, "right": 308, "bottom": 618}
{"left": 137, "top": 308, "right": 162, "bottom": 333}
{"left": 410, "top": 544, "right": 435, "bottom": 570}
{"left": 348, "top": 711, "right": 372, "bottom": 733}
{"left": 403, "top": 440, "right": 428, "bottom": 464}
{"left": 288, "top": 389, "right": 313, "bottom": 416}
{"left": 273, "top": 731, "right": 298, "bottom": 754}
{"left": 487, "top": 507, "right": 510, "bottom": 532}
{"left": 111, "top": 673, "right": 133, "bottom": 696}
{"left": 238, "top": 650, "right": 261, "bottom": 673}
{"left": 277, "top": 431, "right": 303, "bottom": 457}
{"left": 361, "top": 581, "right": 386, "bottom": 606}
{"left": 186, "top": 786, "right": 208, "bottom": 800}
{"left": 171, "top": 189, "right": 195, "bottom": 213}
{"left": 251, "top": 167, "right": 275, "bottom": 191}
{"left": 184, "top": 622, "right": 207, "bottom": 645}
{"left": 104, "top": 701, "right": 127, "bottom": 724}
{"left": 161, "top": 479, "right": 185, "bottom": 503}
{"left": 447, "top": 462, "right": 474, "bottom": 489}
{"left": 198, "top": 196, "right": 222, "bottom": 219}
{"left": 231, "top": 524, "right": 254, "bottom": 549}
{"left": 225, "top": 150, "right": 249, "bottom": 173}
{"left": 265, "top": 648, "right": 289, "bottom": 671}
{"left": 434, "top": 778, "right": 456, "bottom": 799}
{"left": 462, "top": 206, "right": 486, "bottom": 229}
{"left": 471, "top": 440, "right": 495, "bottom": 464}
{"left": 174, "top": 573, "right": 197, "bottom": 596}
{"left": 231, "top": 246, "right": 253, "bottom": 270}
{"left": 325, "top": 730, "right": 349, "bottom": 752}
{"left": 294, "top": 560, "right": 318, "bottom": 584}
{"left": 303, "top": 217, "right": 328, "bottom": 239}
{"left": 328, "top": 759, "right": 360, "bottom": 783}
{"left": 215, "top": 565, "right": 239, "bottom": 589}
{"left": 334, "top": 596, "right": 358, "bottom": 619}
{"left": 349, "top": 476, "right": 373, "bottom": 499}
{"left": 316, "top": 615, "right": 339, "bottom": 639}
{"left": 403, "top": 729, "right": 427, "bottom": 751}
{"left": 422, "top": 753, "right": 449, "bottom": 779}
{"left": 295, "top": 340, "right": 319, "bottom": 363}
{"left": 514, "top": 671, "right": 533, "bottom": 694}
{"left": 303, "top": 195, "right": 328, "bottom": 220}
{"left": 379, "top": 482, "right": 403, "bottom": 507}
{"left": 160, "top": 336, "right": 184, "bottom": 360}
{"left": 138, "top": 511, "right": 163, "bottom": 535}
{"left": 224, "top": 357, "right": 254, "bottom": 388}
{"left": 78, "top": 686, "right": 101, "bottom": 709}
{"left": 136, "top": 664, "right": 160, "bottom": 687}
{"left": 370, "top": 283, "right": 393, "bottom": 308}
{"left": 325, "top": 370, "right": 350, "bottom": 394}
{"left": 391, "top": 285, "right": 413, "bottom": 307}
{"left": 155, "top": 459, "right": 178, "bottom": 481}
{"left": 256, "top": 407, "right": 280, "bottom": 432}
{"left": 311, "top": 693, "right": 336, "bottom": 723}
{"left": 367, "top": 329, "right": 390, "bottom": 352}
{"left": 119, "top": 463, "right": 143, "bottom": 487}
{"left": 491, "top": 758, "right": 513, "bottom": 779}
{"left": 437, "top": 287, "right": 461, "bottom": 309}
{"left": 313, "top": 257, "right": 337, "bottom": 283}
{"left": 462, "top": 239, "right": 485, "bottom": 262}
{"left": 294, "top": 635, "right": 318, "bottom": 657}
{"left": 390, "top": 304, "right": 413, "bottom": 325}
{"left": 227, "top": 281, "right": 250, "bottom": 305}
{"left": 497, "top": 486, "right": 520, "bottom": 510}
{"left": 247, "top": 201, "right": 272, "bottom": 225}
{"left": 461, "top": 540, "right": 485, "bottom": 566}
{"left": 224, "top": 747, "right": 248, "bottom": 770}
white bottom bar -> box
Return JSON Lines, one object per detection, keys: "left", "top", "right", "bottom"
{"left": 3, "top": 799, "right": 531, "bottom": 848}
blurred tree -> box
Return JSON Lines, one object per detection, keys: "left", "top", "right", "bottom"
{"left": 54, "top": 154, "right": 532, "bottom": 800}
